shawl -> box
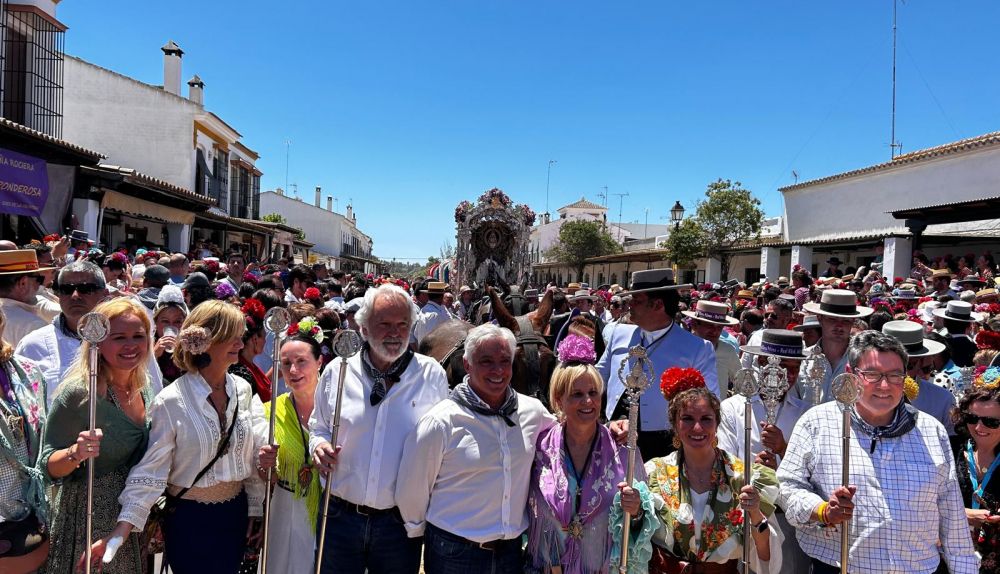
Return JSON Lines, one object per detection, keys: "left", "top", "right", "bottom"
{"left": 266, "top": 393, "right": 320, "bottom": 533}
{"left": 0, "top": 358, "right": 46, "bottom": 521}
{"left": 450, "top": 379, "right": 518, "bottom": 426}
{"left": 646, "top": 449, "right": 778, "bottom": 563}
{"left": 237, "top": 355, "right": 271, "bottom": 402}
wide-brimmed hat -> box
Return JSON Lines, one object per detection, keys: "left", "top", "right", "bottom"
{"left": 622, "top": 269, "right": 691, "bottom": 295}
{"left": 803, "top": 289, "right": 874, "bottom": 318}
{"left": 682, "top": 300, "right": 739, "bottom": 326}
{"left": 881, "top": 320, "right": 945, "bottom": 358}
{"left": 826, "top": 257, "right": 844, "bottom": 266}
{"left": 0, "top": 249, "right": 54, "bottom": 276}
{"left": 793, "top": 315, "right": 821, "bottom": 332}
{"left": 977, "top": 288, "right": 998, "bottom": 301}
{"left": 736, "top": 289, "right": 756, "bottom": 299}
{"left": 69, "top": 230, "right": 92, "bottom": 244}
{"left": 570, "top": 289, "right": 597, "bottom": 302}
{"left": 740, "top": 329, "right": 806, "bottom": 360}
{"left": 424, "top": 281, "right": 447, "bottom": 294}
{"left": 523, "top": 288, "right": 539, "bottom": 300}
{"left": 776, "top": 276, "right": 790, "bottom": 286}
{"left": 565, "top": 282, "right": 581, "bottom": 293}
{"left": 929, "top": 268, "right": 953, "bottom": 281}
{"left": 933, "top": 300, "right": 984, "bottom": 323}
{"left": 891, "top": 287, "right": 919, "bottom": 301}
{"left": 959, "top": 275, "right": 986, "bottom": 287}
{"left": 459, "top": 285, "right": 474, "bottom": 295}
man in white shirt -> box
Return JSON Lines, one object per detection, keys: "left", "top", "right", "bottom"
{"left": 739, "top": 296, "right": 794, "bottom": 369}
{"left": 310, "top": 283, "right": 449, "bottom": 574}
{"left": 795, "top": 289, "right": 873, "bottom": 402}
{"left": 683, "top": 299, "right": 742, "bottom": 396}
{"left": 411, "top": 281, "right": 453, "bottom": 345}
{"left": 0, "top": 249, "right": 56, "bottom": 347}
{"left": 396, "top": 323, "right": 555, "bottom": 574}
{"left": 284, "top": 264, "right": 316, "bottom": 304}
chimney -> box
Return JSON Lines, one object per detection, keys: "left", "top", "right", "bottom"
{"left": 276, "top": 187, "right": 284, "bottom": 196}
{"left": 187, "top": 75, "right": 204, "bottom": 106}
{"left": 161, "top": 40, "right": 183, "bottom": 96}
{"left": 346, "top": 204, "right": 354, "bottom": 221}
{"left": 314, "top": 186, "right": 322, "bottom": 207}
{"left": 327, "top": 196, "right": 333, "bottom": 211}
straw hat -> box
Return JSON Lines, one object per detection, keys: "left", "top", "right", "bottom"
{"left": 802, "top": 289, "right": 874, "bottom": 318}
{"left": 0, "top": 249, "right": 54, "bottom": 275}
{"left": 739, "top": 329, "right": 807, "bottom": 360}
{"left": 682, "top": 300, "right": 739, "bottom": 326}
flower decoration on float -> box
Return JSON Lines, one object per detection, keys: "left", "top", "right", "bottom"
{"left": 660, "top": 367, "right": 707, "bottom": 402}
{"left": 178, "top": 326, "right": 211, "bottom": 354}
{"left": 902, "top": 376, "right": 920, "bottom": 401}
{"left": 556, "top": 334, "right": 596, "bottom": 365}
{"left": 214, "top": 281, "right": 237, "bottom": 300}
{"left": 477, "top": 187, "right": 513, "bottom": 208}
{"left": 519, "top": 204, "right": 536, "bottom": 225}
{"left": 454, "top": 200, "right": 474, "bottom": 223}
{"left": 288, "top": 316, "right": 325, "bottom": 344}
{"left": 975, "top": 367, "right": 1000, "bottom": 390}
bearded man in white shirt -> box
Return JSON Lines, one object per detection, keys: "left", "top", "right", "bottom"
{"left": 310, "top": 283, "right": 449, "bottom": 574}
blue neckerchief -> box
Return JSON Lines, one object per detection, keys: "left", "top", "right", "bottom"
{"left": 967, "top": 440, "right": 1000, "bottom": 510}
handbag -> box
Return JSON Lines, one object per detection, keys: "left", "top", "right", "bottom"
{"left": 143, "top": 400, "right": 239, "bottom": 555}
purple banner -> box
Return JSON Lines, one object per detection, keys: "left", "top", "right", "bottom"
{"left": 0, "top": 147, "right": 48, "bottom": 217}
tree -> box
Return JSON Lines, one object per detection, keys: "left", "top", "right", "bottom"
{"left": 662, "top": 179, "right": 764, "bottom": 280}
{"left": 545, "top": 220, "right": 621, "bottom": 281}
{"left": 261, "top": 213, "right": 286, "bottom": 224}
{"left": 660, "top": 218, "right": 706, "bottom": 270}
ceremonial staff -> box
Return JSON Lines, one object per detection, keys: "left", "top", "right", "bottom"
{"left": 831, "top": 372, "right": 862, "bottom": 574}
{"left": 732, "top": 368, "right": 761, "bottom": 571}
{"left": 616, "top": 347, "right": 652, "bottom": 574}
{"left": 79, "top": 311, "right": 110, "bottom": 574}
{"left": 259, "top": 307, "right": 291, "bottom": 573}
{"left": 800, "top": 347, "right": 830, "bottom": 405}
{"left": 314, "top": 330, "right": 363, "bottom": 574}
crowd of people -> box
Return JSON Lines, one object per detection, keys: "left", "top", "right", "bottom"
{"left": 2, "top": 234, "right": 1000, "bottom": 573}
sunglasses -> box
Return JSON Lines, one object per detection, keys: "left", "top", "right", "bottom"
{"left": 56, "top": 283, "right": 103, "bottom": 296}
{"left": 964, "top": 413, "right": 1000, "bottom": 429}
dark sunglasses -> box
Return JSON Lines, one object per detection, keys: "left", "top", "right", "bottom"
{"left": 56, "top": 283, "right": 102, "bottom": 296}
{"left": 964, "top": 413, "right": 1000, "bottom": 429}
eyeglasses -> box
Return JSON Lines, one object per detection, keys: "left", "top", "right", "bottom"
{"left": 964, "top": 414, "right": 1000, "bottom": 429}
{"left": 855, "top": 370, "right": 906, "bottom": 385}
{"left": 55, "top": 283, "right": 102, "bottom": 296}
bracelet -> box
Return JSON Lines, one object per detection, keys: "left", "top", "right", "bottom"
{"left": 815, "top": 501, "right": 829, "bottom": 525}
{"left": 66, "top": 446, "right": 80, "bottom": 465}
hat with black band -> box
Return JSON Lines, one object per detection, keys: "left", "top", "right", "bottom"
{"left": 881, "top": 320, "right": 945, "bottom": 357}
{"left": 802, "top": 289, "right": 874, "bottom": 319}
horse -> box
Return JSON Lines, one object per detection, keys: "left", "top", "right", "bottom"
{"left": 419, "top": 287, "right": 558, "bottom": 410}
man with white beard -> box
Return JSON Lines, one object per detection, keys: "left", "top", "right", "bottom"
{"left": 310, "top": 283, "right": 450, "bottom": 574}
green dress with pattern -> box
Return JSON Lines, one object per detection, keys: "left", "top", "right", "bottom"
{"left": 39, "top": 382, "right": 152, "bottom": 574}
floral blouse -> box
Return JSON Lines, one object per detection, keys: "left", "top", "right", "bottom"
{"left": 645, "top": 449, "right": 783, "bottom": 573}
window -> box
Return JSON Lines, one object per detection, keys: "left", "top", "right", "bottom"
{"left": 251, "top": 173, "right": 261, "bottom": 219}
{"left": 1, "top": 5, "right": 65, "bottom": 137}
{"left": 744, "top": 268, "right": 761, "bottom": 285}
{"left": 213, "top": 148, "right": 228, "bottom": 207}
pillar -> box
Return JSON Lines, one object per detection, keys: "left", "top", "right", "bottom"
{"left": 166, "top": 223, "right": 191, "bottom": 254}
{"left": 791, "top": 245, "right": 813, "bottom": 275}
{"left": 882, "top": 236, "right": 913, "bottom": 283}
{"left": 72, "top": 198, "right": 101, "bottom": 238}
{"left": 705, "top": 258, "right": 722, "bottom": 283}
{"left": 760, "top": 246, "right": 780, "bottom": 282}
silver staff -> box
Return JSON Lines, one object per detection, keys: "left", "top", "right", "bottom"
{"left": 79, "top": 311, "right": 110, "bottom": 574}
{"left": 259, "top": 307, "right": 291, "bottom": 573}
{"left": 831, "top": 372, "right": 862, "bottom": 574}
{"left": 315, "top": 330, "right": 363, "bottom": 574}
{"left": 732, "top": 368, "right": 760, "bottom": 570}
{"left": 616, "top": 346, "right": 653, "bottom": 574}
{"left": 758, "top": 356, "right": 787, "bottom": 435}
{"left": 800, "top": 347, "right": 830, "bottom": 405}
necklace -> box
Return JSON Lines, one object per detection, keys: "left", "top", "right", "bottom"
{"left": 108, "top": 384, "right": 135, "bottom": 406}
{"left": 562, "top": 429, "right": 599, "bottom": 539}
{"left": 290, "top": 394, "right": 313, "bottom": 489}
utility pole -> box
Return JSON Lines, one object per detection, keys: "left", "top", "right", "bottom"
{"left": 644, "top": 207, "right": 649, "bottom": 239}
{"left": 890, "top": 0, "right": 902, "bottom": 159}
{"left": 284, "top": 138, "right": 291, "bottom": 194}
{"left": 612, "top": 191, "right": 629, "bottom": 243}
{"left": 545, "top": 160, "right": 557, "bottom": 216}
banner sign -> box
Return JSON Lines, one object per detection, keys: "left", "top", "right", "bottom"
{"left": 0, "top": 147, "right": 49, "bottom": 217}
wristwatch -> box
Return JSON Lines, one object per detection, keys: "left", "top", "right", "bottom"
{"left": 753, "top": 517, "right": 769, "bottom": 533}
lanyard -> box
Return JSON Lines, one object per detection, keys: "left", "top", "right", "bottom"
{"left": 641, "top": 322, "right": 674, "bottom": 354}
{"left": 563, "top": 431, "right": 599, "bottom": 517}
{"left": 967, "top": 440, "right": 1000, "bottom": 510}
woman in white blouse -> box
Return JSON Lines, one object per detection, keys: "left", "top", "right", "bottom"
{"left": 83, "top": 300, "right": 277, "bottom": 573}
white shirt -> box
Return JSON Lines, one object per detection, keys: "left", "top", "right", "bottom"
{"left": 411, "top": 301, "right": 452, "bottom": 345}
{"left": 717, "top": 392, "right": 811, "bottom": 464}
{"left": 777, "top": 402, "right": 978, "bottom": 574}
{"left": 284, "top": 290, "right": 299, "bottom": 304}
{"left": 16, "top": 321, "right": 163, "bottom": 408}
{"left": 307, "top": 352, "right": 449, "bottom": 509}
{"left": 713, "top": 340, "right": 741, "bottom": 396}
{"left": 396, "top": 390, "right": 556, "bottom": 542}
{"left": 118, "top": 372, "right": 266, "bottom": 530}
{"left": 0, "top": 298, "right": 48, "bottom": 348}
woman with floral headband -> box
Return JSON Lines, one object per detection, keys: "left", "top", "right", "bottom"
{"left": 645, "top": 367, "right": 782, "bottom": 574}
{"left": 229, "top": 298, "right": 272, "bottom": 401}
{"left": 82, "top": 300, "right": 277, "bottom": 573}
{"left": 252, "top": 317, "right": 325, "bottom": 574}
{"left": 952, "top": 370, "right": 1000, "bottom": 573}
{"left": 525, "top": 334, "right": 656, "bottom": 574}
{"left": 40, "top": 298, "right": 154, "bottom": 574}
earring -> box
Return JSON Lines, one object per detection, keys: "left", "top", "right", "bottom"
{"left": 712, "top": 437, "right": 719, "bottom": 448}
{"left": 672, "top": 435, "right": 682, "bottom": 449}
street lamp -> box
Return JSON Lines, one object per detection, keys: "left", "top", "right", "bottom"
{"left": 670, "top": 200, "right": 685, "bottom": 229}
{"left": 545, "top": 159, "right": 557, "bottom": 217}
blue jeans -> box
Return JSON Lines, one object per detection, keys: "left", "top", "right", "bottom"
{"left": 423, "top": 523, "right": 523, "bottom": 574}
{"left": 316, "top": 498, "right": 421, "bottom": 574}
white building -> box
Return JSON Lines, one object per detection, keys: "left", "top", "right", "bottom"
{"left": 61, "top": 41, "right": 266, "bottom": 255}
{"left": 258, "top": 189, "right": 378, "bottom": 273}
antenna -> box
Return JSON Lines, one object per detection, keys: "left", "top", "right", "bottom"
{"left": 291, "top": 183, "right": 298, "bottom": 198}
{"left": 284, "top": 138, "right": 291, "bottom": 195}
{"left": 890, "top": 0, "right": 902, "bottom": 159}
{"left": 792, "top": 170, "right": 799, "bottom": 183}
{"left": 612, "top": 191, "right": 629, "bottom": 243}
{"left": 599, "top": 186, "right": 608, "bottom": 208}
{"left": 545, "top": 160, "right": 557, "bottom": 215}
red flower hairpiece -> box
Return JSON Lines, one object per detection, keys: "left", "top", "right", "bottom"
{"left": 976, "top": 330, "right": 1000, "bottom": 351}
{"left": 241, "top": 298, "right": 266, "bottom": 322}
{"left": 42, "top": 233, "right": 60, "bottom": 243}
{"left": 660, "top": 367, "right": 707, "bottom": 403}
{"left": 304, "top": 287, "right": 322, "bottom": 300}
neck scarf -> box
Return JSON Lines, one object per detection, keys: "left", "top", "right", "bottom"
{"left": 0, "top": 359, "right": 46, "bottom": 522}
{"left": 851, "top": 401, "right": 918, "bottom": 453}
{"left": 238, "top": 355, "right": 271, "bottom": 402}
{"left": 360, "top": 342, "right": 414, "bottom": 406}
{"left": 450, "top": 378, "right": 518, "bottom": 426}
{"left": 267, "top": 393, "right": 320, "bottom": 533}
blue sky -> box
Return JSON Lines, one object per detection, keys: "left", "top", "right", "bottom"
{"left": 59, "top": 1, "right": 1000, "bottom": 261}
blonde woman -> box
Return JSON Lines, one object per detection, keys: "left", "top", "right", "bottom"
{"left": 40, "top": 298, "right": 154, "bottom": 574}
{"left": 84, "top": 300, "right": 276, "bottom": 573}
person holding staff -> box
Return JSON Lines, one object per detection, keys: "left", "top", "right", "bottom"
{"left": 40, "top": 298, "right": 154, "bottom": 574}
{"left": 82, "top": 300, "right": 276, "bottom": 573}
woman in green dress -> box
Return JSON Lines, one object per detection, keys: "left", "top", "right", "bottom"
{"left": 39, "top": 297, "right": 153, "bottom": 573}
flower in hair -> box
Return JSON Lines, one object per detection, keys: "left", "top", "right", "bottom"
{"left": 287, "top": 316, "right": 325, "bottom": 344}
{"left": 43, "top": 233, "right": 60, "bottom": 243}
{"left": 556, "top": 334, "right": 596, "bottom": 364}
{"left": 304, "top": 287, "right": 322, "bottom": 300}
{"left": 975, "top": 367, "right": 1000, "bottom": 390}
{"left": 977, "top": 330, "right": 1000, "bottom": 352}
{"left": 660, "top": 367, "right": 706, "bottom": 402}
{"left": 241, "top": 298, "right": 266, "bottom": 322}
{"left": 214, "top": 282, "right": 237, "bottom": 300}
{"left": 178, "top": 326, "right": 211, "bottom": 354}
